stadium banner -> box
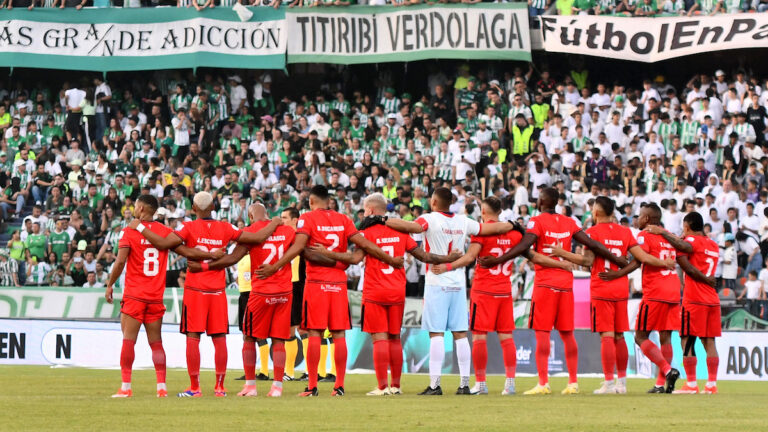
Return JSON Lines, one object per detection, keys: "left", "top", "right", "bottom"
{"left": 286, "top": 4, "right": 531, "bottom": 64}
{"left": 0, "top": 8, "right": 286, "bottom": 71}
{"left": 539, "top": 14, "right": 768, "bottom": 62}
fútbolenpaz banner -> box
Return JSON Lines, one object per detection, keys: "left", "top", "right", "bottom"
{"left": 540, "top": 14, "right": 768, "bottom": 62}
{"left": 0, "top": 8, "right": 286, "bottom": 71}
{"left": 286, "top": 3, "right": 531, "bottom": 64}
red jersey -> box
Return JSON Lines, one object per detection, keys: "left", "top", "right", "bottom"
{"left": 118, "top": 222, "right": 173, "bottom": 302}
{"left": 297, "top": 209, "right": 359, "bottom": 285}
{"left": 176, "top": 219, "right": 242, "bottom": 291}
{"left": 585, "top": 223, "right": 637, "bottom": 301}
{"left": 247, "top": 221, "right": 295, "bottom": 296}
{"left": 680, "top": 235, "right": 720, "bottom": 306}
{"left": 360, "top": 224, "right": 417, "bottom": 305}
{"left": 637, "top": 231, "right": 680, "bottom": 303}
{"left": 526, "top": 212, "right": 581, "bottom": 291}
{"left": 471, "top": 223, "right": 523, "bottom": 296}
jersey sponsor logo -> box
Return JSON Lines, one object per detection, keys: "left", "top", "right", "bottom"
{"left": 264, "top": 296, "right": 289, "bottom": 305}
{"left": 320, "top": 284, "right": 342, "bottom": 293}
{"left": 637, "top": 236, "right": 645, "bottom": 245}
{"left": 545, "top": 231, "right": 571, "bottom": 239}
{"left": 527, "top": 221, "right": 535, "bottom": 229}
{"left": 317, "top": 226, "right": 345, "bottom": 232}
{"left": 686, "top": 236, "right": 695, "bottom": 242}
{"left": 297, "top": 220, "right": 305, "bottom": 228}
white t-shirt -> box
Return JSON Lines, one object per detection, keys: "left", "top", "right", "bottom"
{"left": 64, "top": 88, "right": 86, "bottom": 110}
{"left": 722, "top": 246, "right": 738, "bottom": 279}
{"left": 744, "top": 280, "right": 762, "bottom": 300}
{"left": 415, "top": 212, "right": 480, "bottom": 288}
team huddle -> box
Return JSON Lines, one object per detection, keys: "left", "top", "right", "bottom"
{"left": 104, "top": 185, "right": 722, "bottom": 398}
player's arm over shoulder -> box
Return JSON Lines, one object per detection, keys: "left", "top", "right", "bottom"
{"left": 386, "top": 215, "right": 426, "bottom": 234}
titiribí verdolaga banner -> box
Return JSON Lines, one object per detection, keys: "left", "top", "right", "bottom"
{"left": 286, "top": 4, "right": 531, "bottom": 64}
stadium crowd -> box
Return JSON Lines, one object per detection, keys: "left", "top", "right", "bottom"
{"left": 0, "top": 61, "right": 766, "bottom": 317}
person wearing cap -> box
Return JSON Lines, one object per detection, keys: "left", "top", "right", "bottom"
{"left": 380, "top": 88, "right": 400, "bottom": 115}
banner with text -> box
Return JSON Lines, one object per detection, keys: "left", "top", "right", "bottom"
{"left": 540, "top": 14, "right": 768, "bottom": 62}
{"left": 0, "top": 8, "right": 286, "bottom": 71}
{"left": 287, "top": 4, "right": 531, "bottom": 64}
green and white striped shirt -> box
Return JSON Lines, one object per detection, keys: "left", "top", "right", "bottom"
{"left": 657, "top": 121, "right": 679, "bottom": 153}
{"left": 380, "top": 97, "right": 400, "bottom": 114}
{"left": 680, "top": 120, "right": 699, "bottom": 146}
{"left": 332, "top": 101, "right": 350, "bottom": 116}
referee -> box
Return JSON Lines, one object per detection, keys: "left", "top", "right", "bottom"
{"left": 281, "top": 207, "right": 308, "bottom": 381}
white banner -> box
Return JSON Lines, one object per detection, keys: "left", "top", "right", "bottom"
{"left": 540, "top": 14, "right": 768, "bottom": 62}
{"left": 0, "top": 8, "right": 286, "bottom": 71}
{"left": 717, "top": 332, "right": 768, "bottom": 381}
{"left": 287, "top": 4, "right": 531, "bottom": 64}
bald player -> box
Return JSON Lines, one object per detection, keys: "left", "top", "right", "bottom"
{"left": 255, "top": 185, "right": 402, "bottom": 397}
{"left": 130, "top": 192, "right": 282, "bottom": 398}
{"left": 549, "top": 197, "right": 676, "bottom": 394}
{"left": 478, "top": 187, "right": 628, "bottom": 395}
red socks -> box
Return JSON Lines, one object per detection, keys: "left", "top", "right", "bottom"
{"left": 656, "top": 343, "right": 674, "bottom": 386}
{"left": 389, "top": 338, "right": 403, "bottom": 388}
{"left": 683, "top": 356, "right": 697, "bottom": 382}
{"left": 535, "top": 331, "right": 550, "bottom": 386}
{"left": 500, "top": 338, "right": 517, "bottom": 378}
{"left": 561, "top": 331, "right": 579, "bottom": 384}
{"left": 472, "top": 337, "right": 488, "bottom": 382}
{"left": 641, "top": 339, "right": 671, "bottom": 376}
{"left": 707, "top": 357, "right": 718, "bottom": 383}
{"left": 120, "top": 339, "right": 135, "bottom": 383}
{"left": 272, "top": 341, "right": 286, "bottom": 383}
{"left": 242, "top": 340, "right": 256, "bottom": 381}
{"left": 307, "top": 336, "right": 321, "bottom": 389}
{"left": 186, "top": 337, "right": 201, "bottom": 389}
{"left": 600, "top": 336, "right": 616, "bottom": 381}
{"left": 334, "top": 337, "right": 347, "bottom": 388}
{"left": 373, "top": 339, "right": 390, "bottom": 390}
{"left": 615, "top": 337, "right": 628, "bottom": 379}
{"left": 212, "top": 336, "right": 227, "bottom": 388}
{"left": 149, "top": 341, "right": 166, "bottom": 384}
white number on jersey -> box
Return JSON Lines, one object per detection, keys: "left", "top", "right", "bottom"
{"left": 143, "top": 248, "right": 159, "bottom": 276}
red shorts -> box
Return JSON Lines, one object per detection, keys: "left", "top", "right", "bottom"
{"left": 180, "top": 288, "right": 229, "bottom": 335}
{"left": 681, "top": 302, "right": 721, "bottom": 338}
{"left": 301, "top": 282, "right": 350, "bottom": 331}
{"left": 242, "top": 293, "right": 292, "bottom": 340}
{"left": 470, "top": 292, "right": 515, "bottom": 333}
{"left": 529, "top": 286, "right": 574, "bottom": 331}
{"left": 361, "top": 301, "right": 404, "bottom": 335}
{"left": 636, "top": 300, "right": 680, "bottom": 332}
{"left": 590, "top": 299, "right": 629, "bottom": 333}
{"left": 121, "top": 298, "right": 165, "bottom": 324}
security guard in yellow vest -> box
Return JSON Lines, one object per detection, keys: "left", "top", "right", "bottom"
{"left": 530, "top": 93, "right": 550, "bottom": 129}
{"left": 511, "top": 114, "right": 535, "bottom": 164}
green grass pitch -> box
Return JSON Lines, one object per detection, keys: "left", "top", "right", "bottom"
{"left": 3, "top": 366, "right": 767, "bottom": 431}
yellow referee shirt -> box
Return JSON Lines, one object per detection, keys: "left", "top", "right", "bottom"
{"left": 237, "top": 256, "right": 251, "bottom": 293}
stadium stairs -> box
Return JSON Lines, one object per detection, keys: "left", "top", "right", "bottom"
{"left": 0, "top": 201, "right": 34, "bottom": 244}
